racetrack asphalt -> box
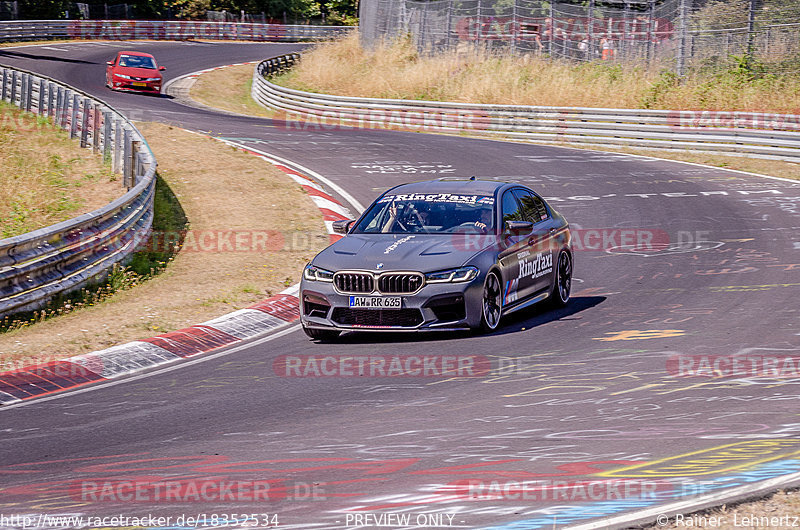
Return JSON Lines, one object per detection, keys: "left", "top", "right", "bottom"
{"left": 1, "top": 40, "right": 799, "bottom": 529}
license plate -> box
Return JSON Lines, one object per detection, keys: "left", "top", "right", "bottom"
{"left": 132, "top": 82, "right": 147, "bottom": 87}
{"left": 349, "top": 296, "right": 402, "bottom": 309}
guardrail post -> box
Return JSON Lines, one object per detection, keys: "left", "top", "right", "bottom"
{"left": 19, "top": 72, "right": 27, "bottom": 109}
{"left": 48, "top": 82, "right": 56, "bottom": 119}
{"left": 113, "top": 119, "right": 123, "bottom": 174}
{"left": 37, "top": 78, "right": 45, "bottom": 115}
{"left": 123, "top": 127, "right": 133, "bottom": 189}
{"left": 92, "top": 103, "right": 102, "bottom": 153}
{"left": 55, "top": 86, "right": 64, "bottom": 127}
{"left": 102, "top": 110, "right": 112, "bottom": 164}
{"left": 61, "top": 88, "right": 72, "bottom": 130}
{"left": 25, "top": 74, "right": 33, "bottom": 112}
{"left": 80, "top": 98, "right": 91, "bottom": 147}
{"left": 10, "top": 70, "right": 18, "bottom": 105}
{"left": 1, "top": 69, "right": 7, "bottom": 102}
{"left": 70, "top": 93, "right": 79, "bottom": 139}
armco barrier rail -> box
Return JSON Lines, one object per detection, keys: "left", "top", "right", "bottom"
{"left": 0, "top": 20, "right": 351, "bottom": 42}
{"left": 253, "top": 54, "right": 800, "bottom": 162}
{"left": 0, "top": 64, "right": 155, "bottom": 316}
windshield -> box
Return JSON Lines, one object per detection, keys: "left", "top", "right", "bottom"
{"left": 118, "top": 55, "right": 156, "bottom": 69}
{"left": 352, "top": 193, "right": 495, "bottom": 234}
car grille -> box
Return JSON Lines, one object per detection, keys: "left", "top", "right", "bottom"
{"left": 333, "top": 271, "right": 424, "bottom": 294}
{"left": 334, "top": 272, "right": 374, "bottom": 294}
{"left": 331, "top": 308, "right": 424, "bottom": 328}
{"left": 378, "top": 273, "right": 423, "bottom": 294}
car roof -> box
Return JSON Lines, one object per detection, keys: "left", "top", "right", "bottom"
{"left": 383, "top": 178, "right": 511, "bottom": 197}
{"left": 118, "top": 51, "right": 155, "bottom": 58}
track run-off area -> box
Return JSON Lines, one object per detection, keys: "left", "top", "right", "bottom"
{"left": 1, "top": 40, "right": 800, "bottom": 529}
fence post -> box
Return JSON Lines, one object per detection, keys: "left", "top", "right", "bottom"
{"left": 646, "top": 0, "right": 654, "bottom": 62}
{"left": 548, "top": 1, "right": 554, "bottom": 56}
{"left": 446, "top": 0, "right": 453, "bottom": 50}
{"left": 102, "top": 110, "right": 112, "bottom": 164}
{"left": 70, "top": 93, "right": 79, "bottom": 138}
{"left": 511, "top": 0, "right": 517, "bottom": 54}
{"left": 676, "top": 0, "right": 688, "bottom": 76}
{"left": 80, "top": 98, "right": 91, "bottom": 147}
{"left": 588, "top": 0, "right": 595, "bottom": 59}
{"left": 745, "top": 0, "right": 757, "bottom": 68}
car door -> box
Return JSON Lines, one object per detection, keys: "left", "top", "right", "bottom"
{"left": 497, "top": 189, "right": 535, "bottom": 307}
{"left": 512, "top": 188, "right": 556, "bottom": 295}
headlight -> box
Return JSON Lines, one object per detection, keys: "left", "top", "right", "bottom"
{"left": 425, "top": 266, "right": 479, "bottom": 283}
{"left": 145, "top": 78, "right": 161, "bottom": 82}
{"left": 303, "top": 264, "right": 334, "bottom": 282}
{"left": 115, "top": 73, "right": 133, "bottom": 79}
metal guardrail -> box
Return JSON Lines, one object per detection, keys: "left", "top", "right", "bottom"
{"left": 0, "top": 64, "right": 156, "bottom": 316}
{"left": 253, "top": 54, "right": 800, "bottom": 163}
{"left": 0, "top": 20, "right": 352, "bottom": 42}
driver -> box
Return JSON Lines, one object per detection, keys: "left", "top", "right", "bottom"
{"left": 473, "top": 207, "right": 493, "bottom": 232}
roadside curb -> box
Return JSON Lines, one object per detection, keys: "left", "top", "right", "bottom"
{"left": 0, "top": 129, "right": 356, "bottom": 406}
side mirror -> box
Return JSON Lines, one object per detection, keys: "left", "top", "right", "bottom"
{"left": 504, "top": 220, "right": 533, "bottom": 237}
{"left": 332, "top": 219, "right": 354, "bottom": 235}
{"left": 159, "top": 66, "right": 166, "bottom": 71}
{"left": 106, "top": 61, "right": 114, "bottom": 66}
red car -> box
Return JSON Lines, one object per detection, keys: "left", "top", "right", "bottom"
{"left": 105, "top": 51, "right": 165, "bottom": 94}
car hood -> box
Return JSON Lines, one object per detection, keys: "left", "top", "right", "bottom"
{"left": 115, "top": 66, "right": 161, "bottom": 78}
{"left": 312, "top": 233, "right": 490, "bottom": 272}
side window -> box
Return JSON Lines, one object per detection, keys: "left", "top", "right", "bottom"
{"left": 501, "top": 192, "right": 522, "bottom": 225}
{"left": 513, "top": 189, "right": 549, "bottom": 223}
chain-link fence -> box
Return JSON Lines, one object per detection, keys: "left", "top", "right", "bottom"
{"left": 360, "top": 0, "right": 800, "bottom": 74}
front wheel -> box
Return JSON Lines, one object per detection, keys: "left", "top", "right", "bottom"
{"left": 302, "top": 325, "right": 340, "bottom": 341}
{"left": 480, "top": 270, "right": 503, "bottom": 332}
{"left": 549, "top": 250, "right": 572, "bottom": 308}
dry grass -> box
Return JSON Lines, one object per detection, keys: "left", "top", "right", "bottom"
{"left": 0, "top": 122, "right": 327, "bottom": 362}
{"left": 190, "top": 63, "right": 273, "bottom": 117}
{"left": 277, "top": 33, "right": 800, "bottom": 112}
{"left": 0, "top": 103, "right": 122, "bottom": 238}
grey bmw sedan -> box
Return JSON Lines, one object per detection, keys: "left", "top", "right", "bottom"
{"left": 300, "top": 178, "right": 573, "bottom": 340}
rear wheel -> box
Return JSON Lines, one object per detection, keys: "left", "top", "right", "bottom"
{"left": 549, "top": 250, "right": 572, "bottom": 307}
{"left": 302, "top": 325, "right": 340, "bottom": 341}
{"left": 480, "top": 271, "right": 503, "bottom": 332}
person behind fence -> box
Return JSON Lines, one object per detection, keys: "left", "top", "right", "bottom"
{"left": 601, "top": 36, "right": 615, "bottom": 60}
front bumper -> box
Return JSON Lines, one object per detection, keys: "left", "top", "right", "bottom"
{"left": 300, "top": 277, "right": 484, "bottom": 332}
{"left": 111, "top": 79, "right": 161, "bottom": 93}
